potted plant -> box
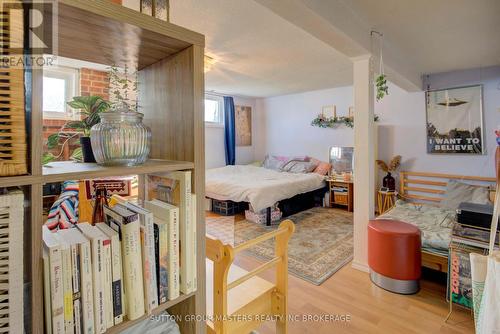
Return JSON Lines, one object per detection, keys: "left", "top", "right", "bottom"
{"left": 43, "top": 95, "right": 110, "bottom": 164}
{"left": 90, "top": 65, "right": 151, "bottom": 166}
{"left": 376, "top": 155, "right": 401, "bottom": 191}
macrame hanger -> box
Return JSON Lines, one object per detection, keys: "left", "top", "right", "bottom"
{"left": 370, "top": 30, "right": 384, "bottom": 75}
{"left": 379, "top": 36, "right": 384, "bottom": 75}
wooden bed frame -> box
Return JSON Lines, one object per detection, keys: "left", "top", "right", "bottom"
{"left": 206, "top": 220, "right": 295, "bottom": 334}
{"left": 399, "top": 171, "right": 496, "bottom": 273}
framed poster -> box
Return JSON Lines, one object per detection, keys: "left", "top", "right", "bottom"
{"left": 426, "top": 85, "right": 484, "bottom": 154}
{"left": 235, "top": 105, "right": 252, "bottom": 146}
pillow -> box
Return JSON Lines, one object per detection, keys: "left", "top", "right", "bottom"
{"left": 262, "top": 155, "right": 285, "bottom": 170}
{"left": 274, "top": 155, "right": 309, "bottom": 162}
{"left": 281, "top": 160, "right": 318, "bottom": 173}
{"left": 262, "top": 155, "right": 309, "bottom": 171}
{"left": 310, "top": 158, "right": 332, "bottom": 176}
{"left": 440, "top": 180, "right": 490, "bottom": 210}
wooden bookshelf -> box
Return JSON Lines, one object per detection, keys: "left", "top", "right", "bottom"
{"left": 42, "top": 160, "right": 195, "bottom": 183}
{"left": 6, "top": 1, "right": 207, "bottom": 333}
{"left": 106, "top": 292, "right": 196, "bottom": 334}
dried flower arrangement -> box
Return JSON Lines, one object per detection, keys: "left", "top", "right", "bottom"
{"left": 376, "top": 155, "right": 402, "bottom": 173}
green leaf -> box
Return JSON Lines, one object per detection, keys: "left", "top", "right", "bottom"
{"left": 42, "top": 153, "right": 56, "bottom": 165}
{"left": 47, "top": 133, "right": 59, "bottom": 149}
{"left": 70, "top": 147, "right": 83, "bottom": 162}
{"left": 63, "top": 120, "right": 86, "bottom": 130}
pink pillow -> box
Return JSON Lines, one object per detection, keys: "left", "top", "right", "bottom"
{"left": 310, "top": 158, "right": 331, "bottom": 175}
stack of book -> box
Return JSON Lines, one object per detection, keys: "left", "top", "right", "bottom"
{"left": 447, "top": 202, "right": 496, "bottom": 309}
{"left": 43, "top": 171, "right": 197, "bottom": 334}
{"left": 453, "top": 202, "right": 497, "bottom": 249}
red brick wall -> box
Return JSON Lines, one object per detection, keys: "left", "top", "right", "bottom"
{"left": 43, "top": 68, "right": 110, "bottom": 160}
{"left": 80, "top": 68, "right": 110, "bottom": 100}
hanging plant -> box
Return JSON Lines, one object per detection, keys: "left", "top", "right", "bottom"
{"left": 376, "top": 74, "right": 389, "bottom": 101}
{"left": 311, "top": 114, "right": 379, "bottom": 129}
{"left": 372, "top": 30, "right": 389, "bottom": 101}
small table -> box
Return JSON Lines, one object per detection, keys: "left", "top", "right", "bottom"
{"left": 377, "top": 190, "right": 397, "bottom": 214}
{"left": 328, "top": 179, "right": 354, "bottom": 212}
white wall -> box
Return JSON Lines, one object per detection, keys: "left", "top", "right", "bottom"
{"left": 377, "top": 74, "right": 499, "bottom": 178}
{"left": 255, "top": 68, "right": 500, "bottom": 178}
{"left": 205, "top": 96, "right": 258, "bottom": 169}
{"left": 255, "top": 86, "right": 354, "bottom": 162}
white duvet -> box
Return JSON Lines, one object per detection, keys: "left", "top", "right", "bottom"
{"left": 206, "top": 165, "right": 325, "bottom": 212}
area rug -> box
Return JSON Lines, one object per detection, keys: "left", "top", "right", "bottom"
{"left": 206, "top": 207, "right": 353, "bottom": 285}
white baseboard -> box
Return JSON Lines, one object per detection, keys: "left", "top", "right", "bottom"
{"left": 351, "top": 261, "right": 370, "bottom": 273}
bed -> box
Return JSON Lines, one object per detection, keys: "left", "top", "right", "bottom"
{"left": 206, "top": 165, "right": 326, "bottom": 214}
{"left": 377, "top": 171, "right": 496, "bottom": 273}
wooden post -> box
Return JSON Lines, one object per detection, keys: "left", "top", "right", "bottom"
{"left": 274, "top": 220, "right": 295, "bottom": 334}
{"left": 212, "top": 244, "right": 233, "bottom": 334}
{"left": 352, "top": 55, "right": 375, "bottom": 272}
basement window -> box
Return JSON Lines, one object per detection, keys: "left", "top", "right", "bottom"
{"left": 43, "top": 67, "right": 79, "bottom": 120}
{"left": 205, "top": 94, "right": 224, "bottom": 126}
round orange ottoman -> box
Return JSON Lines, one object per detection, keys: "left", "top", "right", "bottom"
{"left": 368, "top": 219, "right": 421, "bottom": 294}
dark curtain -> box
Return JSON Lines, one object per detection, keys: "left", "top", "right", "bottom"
{"left": 224, "top": 96, "right": 236, "bottom": 165}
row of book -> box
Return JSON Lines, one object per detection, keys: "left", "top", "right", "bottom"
{"left": 43, "top": 171, "right": 197, "bottom": 334}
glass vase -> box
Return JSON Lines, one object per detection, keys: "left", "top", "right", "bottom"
{"left": 90, "top": 111, "right": 151, "bottom": 166}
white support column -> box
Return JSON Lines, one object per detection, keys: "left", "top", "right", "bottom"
{"left": 352, "top": 55, "right": 375, "bottom": 272}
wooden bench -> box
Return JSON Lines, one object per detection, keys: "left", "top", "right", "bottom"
{"left": 206, "top": 220, "right": 295, "bottom": 334}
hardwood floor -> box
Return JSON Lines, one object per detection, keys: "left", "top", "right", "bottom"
{"left": 206, "top": 212, "right": 474, "bottom": 334}
{"left": 235, "top": 255, "right": 474, "bottom": 334}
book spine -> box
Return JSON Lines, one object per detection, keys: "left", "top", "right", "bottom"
{"left": 102, "top": 240, "right": 114, "bottom": 328}
{"left": 71, "top": 244, "right": 82, "bottom": 334}
{"left": 191, "top": 194, "right": 197, "bottom": 293}
{"left": 154, "top": 224, "right": 161, "bottom": 304}
{"left": 110, "top": 235, "right": 124, "bottom": 324}
{"left": 49, "top": 244, "right": 65, "bottom": 334}
{"left": 74, "top": 299, "right": 82, "bottom": 334}
{"left": 168, "top": 207, "right": 180, "bottom": 300}
{"left": 122, "top": 221, "right": 145, "bottom": 320}
{"left": 158, "top": 223, "right": 169, "bottom": 303}
{"left": 79, "top": 242, "right": 95, "bottom": 334}
{"left": 43, "top": 251, "right": 53, "bottom": 334}
{"left": 146, "top": 213, "right": 159, "bottom": 310}
{"left": 139, "top": 226, "right": 151, "bottom": 312}
{"left": 180, "top": 173, "right": 193, "bottom": 294}
{"left": 71, "top": 244, "right": 81, "bottom": 295}
{"left": 61, "top": 246, "right": 75, "bottom": 334}
{"left": 92, "top": 239, "right": 106, "bottom": 333}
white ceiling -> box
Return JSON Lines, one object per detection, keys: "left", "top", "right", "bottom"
{"left": 170, "top": 0, "right": 500, "bottom": 97}
{"left": 339, "top": 0, "right": 500, "bottom": 75}
{"left": 169, "top": 0, "right": 353, "bottom": 98}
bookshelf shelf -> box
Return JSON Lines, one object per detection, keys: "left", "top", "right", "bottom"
{"left": 55, "top": 0, "right": 204, "bottom": 69}
{"left": 106, "top": 292, "right": 196, "bottom": 334}
{"left": 9, "top": 1, "right": 207, "bottom": 333}
{"left": 0, "top": 174, "right": 37, "bottom": 188}
{"left": 42, "top": 159, "right": 195, "bottom": 183}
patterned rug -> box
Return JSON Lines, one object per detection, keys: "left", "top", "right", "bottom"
{"left": 206, "top": 207, "right": 353, "bottom": 285}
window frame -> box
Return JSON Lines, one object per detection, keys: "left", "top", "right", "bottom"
{"left": 43, "top": 66, "right": 80, "bottom": 120}
{"left": 204, "top": 94, "right": 224, "bottom": 127}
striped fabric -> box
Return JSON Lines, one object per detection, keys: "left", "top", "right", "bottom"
{"left": 45, "top": 181, "right": 79, "bottom": 230}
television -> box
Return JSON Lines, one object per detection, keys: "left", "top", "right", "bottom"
{"left": 329, "top": 146, "right": 354, "bottom": 174}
